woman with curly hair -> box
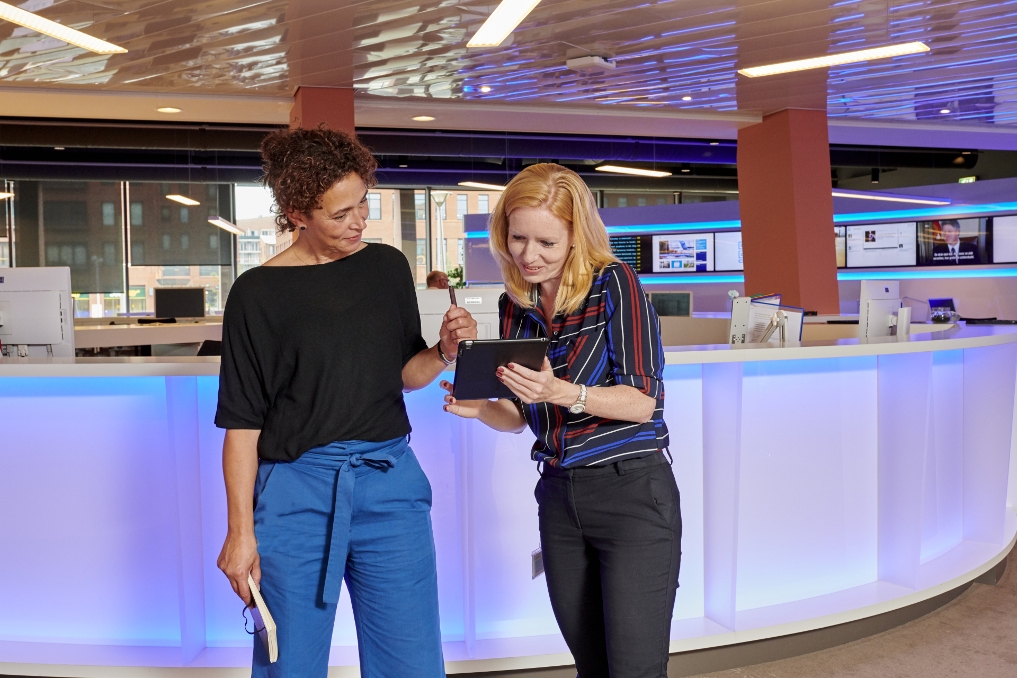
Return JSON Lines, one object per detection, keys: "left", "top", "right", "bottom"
{"left": 215, "top": 126, "right": 475, "bottom": 677}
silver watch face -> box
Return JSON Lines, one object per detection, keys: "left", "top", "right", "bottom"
{"left": 569, "top": 403, "right": 585, "bottom": 414}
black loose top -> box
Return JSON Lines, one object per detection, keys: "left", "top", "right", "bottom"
{"left": 214, "top": 244, "right": 428, "bottom": 461}
{"left": 499, "top": 261, "right": 669, "bottom": 468}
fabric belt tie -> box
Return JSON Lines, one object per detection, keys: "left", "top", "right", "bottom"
{"left": 321, "top": 448, "right": 399, "bottom": 605}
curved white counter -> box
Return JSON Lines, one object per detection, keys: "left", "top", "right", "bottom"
{"left": 1, "top": 325, "right": 1016, "bottom": 677}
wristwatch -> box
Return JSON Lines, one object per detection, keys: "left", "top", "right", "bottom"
{"left": 569, "top": 383, "right": 588, "bottom": 414}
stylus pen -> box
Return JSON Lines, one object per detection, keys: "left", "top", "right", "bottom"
{"left": 449, "top": 286, "right": 457, "bottom": 307}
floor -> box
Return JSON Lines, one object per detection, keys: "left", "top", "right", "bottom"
{"left": 690, "top": 547, "right": 1017, "bottom": 678}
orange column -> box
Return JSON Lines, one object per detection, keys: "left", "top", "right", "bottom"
{"left": 736, "top": 109, "right": 840, "bottom": 314}
{"left": 289, "top": 87, "right": 355, "bottom": 135}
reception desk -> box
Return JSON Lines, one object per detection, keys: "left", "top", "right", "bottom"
{"left": 1, "top": 326, "right": 1016, "bottom": 677}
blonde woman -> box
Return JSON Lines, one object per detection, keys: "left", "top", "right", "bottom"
{"left": 441, "top": 164, "right": 681, "bottom": 678}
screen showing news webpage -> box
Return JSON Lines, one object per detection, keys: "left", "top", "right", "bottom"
{"left": 846, "top": 222, "right": 917, "bottom": 268}
{"left": 652, "top": 234, "right": 714, "bottom": 272}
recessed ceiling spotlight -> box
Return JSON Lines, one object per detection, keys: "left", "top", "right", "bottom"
{"left": 595, "top": 165, "right": 672, "bottom": 178}
{"left": 54, "top": 146, "right": 64, "bottom": 150}
{"left": 681, "top": 96, "right": 692, "bottom": 101}
{"left": 479, "top": 85, "right": 492, "bottom": 93}
{"left": 961, "top": 151, "right": 972, "bottom": 155}
{"left": 459, "top": 181, "right": 506, "bottom": 191}
{"left": 940, "top": 108, "right": 951, "bottom": 114}
{"left": 468, "top": 0, "right": 543, "bottom": 48}
{"left": 0, "top": 1, "right": 127, "bottom": 54}
{"left": 166, "top": 194, "right": 200, "bottom": 206}
{"left": 738, "top": 41, "right": 929, "bottom": 77}
{"left": 412, "top": 115, "right": 436, "bottom": 121}
{"left": 399, "top": 164, "right": 408, "bottom": 168}
{"left": 157, "top": 107, "right": 181, "bottom": 113}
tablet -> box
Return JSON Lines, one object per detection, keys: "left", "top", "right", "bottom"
{"left": 452, "top": 338, "right": 549, "bottom": 400}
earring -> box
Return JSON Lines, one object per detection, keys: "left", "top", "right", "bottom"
{"left": 300, "top": 226, "right": 306, "bottom": 230}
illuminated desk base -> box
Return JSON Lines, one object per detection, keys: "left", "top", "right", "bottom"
{"left": 1, "top": 336, "right": 1016, "bottom": 676}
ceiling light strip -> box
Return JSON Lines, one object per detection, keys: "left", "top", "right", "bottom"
{"left": 166, "top": 194, "right": 200, "bottom": 206}
{"left": 595, "top": 165, "right": 673, "bottom": 178}
{"left": 0, "top": 192, "right": 13, "bottom": 200}
{"left": 208, "top": 217, "right": 244, "bottom": 236}
{"left": 831, "top": 191, "right": 950, "bottom": 205}
{"left": 468, "top": 0, "right": 543, "bottom": 48}
{"left": 458, "top": 181, "right": 506, "bottom": 191}
{"left": 738, "top": 41, "right": 928, "bottom": 77}
{"left": 0, "top": 1, "right": 126, "bottom": 54}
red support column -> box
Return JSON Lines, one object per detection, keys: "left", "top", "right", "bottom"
{"left": 289, "top": 87, "right": 355, "bottom": 135}
{"left": 737, "top": 109, "right": 840, "bottom": 314}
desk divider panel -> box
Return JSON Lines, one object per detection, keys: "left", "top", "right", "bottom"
{"left": 701, "top": 362, "right": 743, "bottom": 631}
{"left": 963, "top": 343, "right": 1017, "bottom": 545}
{"left": 877, "top": 352, "right": 933, "bottom": 590}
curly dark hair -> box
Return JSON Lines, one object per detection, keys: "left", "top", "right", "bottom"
{"left": 260, "top": 125, "right": 378, "bottom": 232}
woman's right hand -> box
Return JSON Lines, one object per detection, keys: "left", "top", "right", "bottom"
{"left": 218, "top": 529, "right": 261, "bottom": 606}
{"left": 441, "top": 380, "right": 486, "bottom": 419}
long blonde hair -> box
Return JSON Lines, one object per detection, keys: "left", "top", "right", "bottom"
{"left": 489, "top": 164, "right": 616, "bottom": 316}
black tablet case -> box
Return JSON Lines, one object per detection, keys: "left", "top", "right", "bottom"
{"left": 452, "top": 338, "right": 549, "bottom": 400}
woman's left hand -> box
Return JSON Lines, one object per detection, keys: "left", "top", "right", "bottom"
{"left": 498, "top": 357, "right": 578, "bottom": 406}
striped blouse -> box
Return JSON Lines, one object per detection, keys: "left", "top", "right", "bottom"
{"left": 498, "top": 261, "right": 669, "bottom": 468}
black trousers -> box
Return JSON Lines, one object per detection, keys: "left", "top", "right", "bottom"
{"left": 536, "top": 453, "right": 682, "bottom": 678}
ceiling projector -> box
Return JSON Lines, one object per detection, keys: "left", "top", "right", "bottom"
{"left": 566, "top": 55, "right": 616, "bottom": 73}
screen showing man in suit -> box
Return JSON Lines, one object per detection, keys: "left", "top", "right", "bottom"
{"left": 918, "top": 218, "right": 985, "bottom": 266}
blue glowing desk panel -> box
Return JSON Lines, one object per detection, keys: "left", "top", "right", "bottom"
{"left": 1, "top": 327, "right": 1016, "bottom": 676}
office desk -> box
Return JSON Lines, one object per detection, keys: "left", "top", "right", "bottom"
{"left": 1, "top": 326, "right": 1016, "bottom": 676}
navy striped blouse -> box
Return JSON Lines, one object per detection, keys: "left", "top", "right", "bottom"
{"left": 499, "top": 261, "right": 669, "bottom": 468}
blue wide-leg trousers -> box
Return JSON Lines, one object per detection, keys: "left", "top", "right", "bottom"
{"left": 252, "top": 437, "right": 445, "bottom": 678}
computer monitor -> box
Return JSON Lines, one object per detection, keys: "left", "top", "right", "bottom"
{"left": 154, "top": 287, "right": 205, "bottom": 319}
{"left": 927, "top": 297, "right": 956, "bottom": 312}
{"left": 416, "top": 287, "right": 504, "bottom": 347}
{"left": 858, "top": 280, "right": 902, "bottom": 339}
{"left": 649, "top": 292, "right": 692, "bottom": 317}
{"left": 0, "top": 267, "right": 75, "bottom": 357}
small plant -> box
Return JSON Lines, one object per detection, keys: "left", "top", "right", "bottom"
{"left": 447, "top": 265, "right": 466, "bottom": 289}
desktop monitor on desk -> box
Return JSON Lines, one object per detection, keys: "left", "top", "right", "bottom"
{"left": 859, "top": 280, "right": 908, "bottom": 339}
{"left": 154, "top": 287, "right": 205, "bottom": 319}
{"left": 0, "top": 267, "right": 75, "bottom": 357}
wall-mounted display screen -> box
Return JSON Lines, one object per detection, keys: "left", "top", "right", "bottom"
{"left": 652, "top": 233, "right": 714, "bottom": 272}
{"left": 992, "top": 215, "right": 1017, "bottom": 263}
{"left": 917, "top": 218, "right": 987, "bottom": 266}
{"left": 715, "top": 231, "right": 743, "bottom": 271}
{"left": 835, "top": 227, "right": 846, "bottom": 268}
{"left": 845, "top": 222, "right": 917, "bottom": 268}
{"left": 609, "top": 235, "right": 652, "bottom": 273}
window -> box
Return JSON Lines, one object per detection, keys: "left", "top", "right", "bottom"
{"left": 457, "top": 194, "right": 468, "bottom": 219}
{"left": 132, "top": 242, "right": 144, "bottom": 264}
{"left": 161, "top": 266, "right": 190, "bottom": 277}
{"left": 617, "top": 197, "right": 628, "bottom": 207}
{"left": 210, "top": 234, "right": 219, "bottom": 249}
{"left": 180, "top": 233, "right": 190, "bottom": 250}
{"left": 199, "top": 266, "right": 219, "bottom": 276}
{"left": 74, "top": 245, "right": 86, "bottom": 266}
{"left": 261, "top": 230, "right": 273, "bottom": 237}
{"left": 161, "top": 206, "right": 171, "bottom": 222}
{"left": 458, "top": 238, "right": 465, "bottom": 265}
{"left": 103, "top": 242, "right": 116, "bottom": 264}
{"left": 637, "top": 197, "right": 647, "bottom": 206}
{"left": 162, "top": 234, "right": 171, "bottom": 249}
{"left": 102, "top": 202, "right": 116, "bottom": 226}
{"left": 478, "top": 194, "right": 489, "bottom": 213}
{"left": 367, "top": 193, "right": 382, "bottom": 220}
{"left": 179, "top": 207, "right": 189, "bottom": 223}
{"left": 415, "top": 194, "right": 425, "bottom": 220}
{"left": 364, "top": 238, "right": 383, "bottom": 243}
{"left": 416, "top": 239, "right": 426, "bottom": 266}
{"left": 46, "top": 245, "right": 59, "bottom": 264}
{"left": 130, "top": 202, "right": 143, "bottom": 225}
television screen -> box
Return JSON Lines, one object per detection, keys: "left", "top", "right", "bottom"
{"left": 993, "top": 215, "right": 1017, "bottom": 263}
{"left": 835, "top": 227, "right": 846, "bottom": 268}
{"left": 609, "top": 235, "right": 653, "bottom": 273}
{"left": 917, "top": 218, "right": 987, "bottom": 266}
{"left": 652, "top": 233, "right": 714, "bottom": 272}
{"left": 714, "top": 231, "right": 743, "bottom": 271}
{"left": 845, "top": 222, "right": 917, "bottom": 268}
